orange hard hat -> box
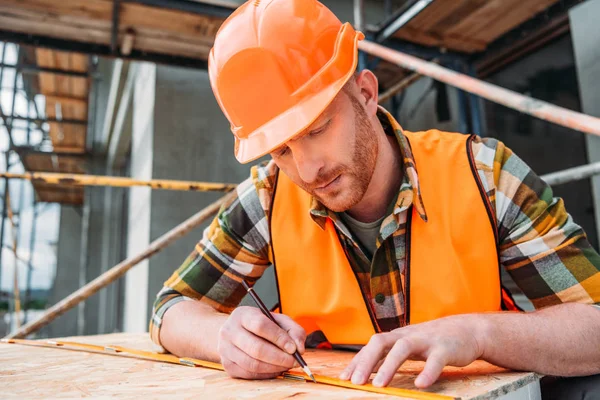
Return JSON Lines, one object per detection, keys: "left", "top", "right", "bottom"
{"left": 208, "top": 0, "right": 364, "bottom": 164}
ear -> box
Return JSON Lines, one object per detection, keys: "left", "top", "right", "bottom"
{"left": 355, "top": 69, "right": 379, "bottom": 117}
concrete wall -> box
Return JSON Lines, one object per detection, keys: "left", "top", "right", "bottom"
{"left": 570, "top": 0, "right": 600, "bottom": 248}
{"left": 49, "top": 57, "right": 127, "bottom": 338}
{"left": 123, "top": 62, "right": 279, "bottom": 331}
{"left": 483, "top": 35, "right": 597, "bottom": 249}
{"left": 47, "top": 206, "right": 82, "bottom": 337}
{"left": 392, "top": 78, "right": 462, "bottom": 134}
{"left": 124, "top": 63, "right": 155, "bottom": 333}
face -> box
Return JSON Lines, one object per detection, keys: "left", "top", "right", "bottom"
{"left": 270, "top": 84, "right": 379, "bottom": 212}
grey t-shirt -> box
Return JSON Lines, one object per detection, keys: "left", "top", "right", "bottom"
{"left": 339, "top": 212, "right": 384, "bottom": 258}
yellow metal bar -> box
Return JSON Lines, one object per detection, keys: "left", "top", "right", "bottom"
{"left": 4, "top": 190, "right": 237, "bottom": 340}
{"left": 5, "top": 189, "right": 21, "bottom": 329}
{"left": 2, "top": 338, "right": 456, "bottom": 400}
{"left": 0, "top": 172, "right": 237, "bottom": 192}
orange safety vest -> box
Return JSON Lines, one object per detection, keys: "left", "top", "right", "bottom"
{"left": 270, "top": 130, "right": 517, "bottom": 346}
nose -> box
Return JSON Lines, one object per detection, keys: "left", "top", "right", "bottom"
{"left": 289, "top": 142, "right": 324, "bottom": 185}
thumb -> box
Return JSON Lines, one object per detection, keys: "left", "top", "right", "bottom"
{"left": 273, "top": 313, "right": 307, "bottom": 354}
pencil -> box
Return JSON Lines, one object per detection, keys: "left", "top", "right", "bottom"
{"left": 241, "top": 280, "right": 316, "bottom": 383}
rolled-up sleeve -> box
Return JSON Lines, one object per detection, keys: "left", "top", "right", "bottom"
{"left": 149, "top": 161, "right": 278, "bottom": 348}
{"left": 477, "top": 137, "right": 600, "bottom": 309}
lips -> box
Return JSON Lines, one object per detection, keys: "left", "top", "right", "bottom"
{"left": 315, "top": 175, "right": 341, "bottom": 193}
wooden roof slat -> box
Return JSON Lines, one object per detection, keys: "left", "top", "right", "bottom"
{"left": 48, "top": 123, "right": 86, "bottom": 152}
{"left": 427, "top": 0, "right": 488, "bottom": 35}
{"left": 0, "top": 0, "right": 223, "bottom": 61}
{"left": 120, "top": 3, "right": 223, "bottom": 43}
{"left": 36, "top": 48, "right": 57, "bottom": 95}
{"left": 405, "top": 1, "right": 457, "bottom": 31}
{"left": 34, "top": 188, "right": 83, "bottom": 205}
{"left": 0, "top": 0, "right": 113, "bottom": 23}
{"left": 442, "top": 0, "right": 508, "bottom": 38}
{"left": 394, "top": 26, "right": 487, "bottom": 53}
{"left": 70, "top": 54, "right": 89, "bottom": 72}
{"left": 394, "top": 0, "right": 560, "bottom": 53}
{"left": 20, "top": 151, "right": 86, "bottom": 204}
{"left": 44, "top": 95, "right": 87, "bottom": 108}
{"left": 21, "top": 152, "right": 86, "bottom": 173}
{"left": 0, "top": 6, "right": 111, "bottom": 46}
{"left": 132, "top": 35, "right": 213, "bottom": 59}
{"left": 473, "top": 0, "right": 559, "bottom": 43}
{"left": 54, "top": 53, "right": 72, "bottom": 97}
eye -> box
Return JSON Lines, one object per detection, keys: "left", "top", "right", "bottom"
{"left": 310, "top": 120, "right": 331, "bottom": 137}
{"left": 274, "top": 146, "right": 289, "bottom": 157}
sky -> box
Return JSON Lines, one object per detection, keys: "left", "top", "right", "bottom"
{"left": 0, "top": 43, "right": 61, "bottom": 291}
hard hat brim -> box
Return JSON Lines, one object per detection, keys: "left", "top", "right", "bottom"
{"left": 234, "top": 27, "right": 364, "bottom": 164}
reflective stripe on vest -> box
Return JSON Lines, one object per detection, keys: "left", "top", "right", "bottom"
{"left": 270, "top": 129, "right": 502, "bottom": 346}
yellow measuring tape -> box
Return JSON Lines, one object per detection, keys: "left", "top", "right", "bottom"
{"left": 2, "top": 338, "right": 456, "bottom": 400}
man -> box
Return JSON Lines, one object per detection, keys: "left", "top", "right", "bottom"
{"left": 151, "top": 0, "right": 600, "bottom": 393}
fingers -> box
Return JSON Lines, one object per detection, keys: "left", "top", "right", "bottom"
{"left": 273, "top": 313, "right": 307, "bottom": 354}
{"left": 221, "top": 340, "right": 290, "bottom": 375}
{"left": 229, "top": 324, "right": 296, "bottom": 369}
{"left": 339, "top": 333, "right": 394, "bottom": 385}
{"left": 221, "top": 357, "right": 281, "bottom": 380}
{"left": 372, "top": 338, "right": 416, "bottom": 387}
{"left": 241, "top": 312, "right": 298, "bottom": 355}
{"left": 414, "top": 351, "right": 447, "bottom": 388}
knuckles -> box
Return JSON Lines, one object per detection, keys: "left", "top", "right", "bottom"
{"left": 367, "top": 332, "right": 390, "bottom": 349}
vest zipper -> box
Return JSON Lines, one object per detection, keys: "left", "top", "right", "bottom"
{"left": 403, "top": 206, "right": 413, "bottom": 327}
{"left": 466, "top": 135, "right": 499, "bottom": 246}
{"left": 268, "top": 171, "right": 283, "bottom": 313}
{"left": 465, "top": 135, "right": 503, "bottom": 309}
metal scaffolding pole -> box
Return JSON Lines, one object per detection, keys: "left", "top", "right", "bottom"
{"left": 6, "top": 45, "right": 21, "bottom": 331}
{"left": 5, "top": 190, "right": 237, "bottom": 339}
{"left": 354, "top": 0, "right": 367, "bottom": 71}
{"left": 467, "top": 64, "right": 484, "bottom": 137}
{"left": 0, "top": 172, "right": 237, "bottom": 192}
{"left": 378, "top": 71, "right": 425, "bottom": 104}
{"left": 8, "top": 46, "right": 20, "bottom": 142}
{"left": 6, "top": 189, "right": 21, "bottom": 330}
{"left": 541, "top": 162, "right": 600, "bottom": 187}
{"left": 77, "top": 189, "right": 91, "bottom": 336}
{"left": 359, "top": 40, "right": 600, "bottom": 136}
{"left": 23, "top": 200, "right": 36, "bottom": 325}
{"left": 0, "top": 41, "right": 7, "bottom": 294}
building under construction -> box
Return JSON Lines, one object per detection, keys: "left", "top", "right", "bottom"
{"left": 0, "top": 0, "right": 599, "bottom": 398}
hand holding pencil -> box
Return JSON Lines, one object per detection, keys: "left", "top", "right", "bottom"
{"left": 217, "top": 281, "right": 314, "bottom": 381}
{"left": 241, "top": 280, "right": 316, "bottom": 382}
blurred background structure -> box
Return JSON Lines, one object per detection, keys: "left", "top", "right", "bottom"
{"left": 0, "top": 0, "right": 599, "bottom": 339}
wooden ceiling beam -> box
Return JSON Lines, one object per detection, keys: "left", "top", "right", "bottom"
{"left": 44, "top": 95, "right": 87, "bottom": 107}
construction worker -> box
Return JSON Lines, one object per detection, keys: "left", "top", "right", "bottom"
{"left": 151, "top": 0, "right": 600, "bottom": 394}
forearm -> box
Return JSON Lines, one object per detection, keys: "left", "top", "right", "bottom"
{"left": 477, "top": 303, "right": 600, "bottom": 376}
{"left": 159, "top": 300, "right": 229, "bottom": 362}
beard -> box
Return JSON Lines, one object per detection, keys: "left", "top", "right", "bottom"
{"left": 297, "top": 95, "right": 378, "bottom": 212}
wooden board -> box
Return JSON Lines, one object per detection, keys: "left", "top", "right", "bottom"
{"left": 20, "top": 152, "right": 86, "bottom": 205}
{"left": 27, "top": 46, "right": 90, "bottom": 204}
{"left": 0, "top": 0, "right": 226, "bottom": 61}
{"left": 0, "top": 333, "right": 539, "bottom": 399}
{"left": 393, "top": 0, "right": 560, "bottom": 53}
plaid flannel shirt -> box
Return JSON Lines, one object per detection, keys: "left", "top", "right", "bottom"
{"left": 150, "top": 107, "right": 600, "bottom": 346}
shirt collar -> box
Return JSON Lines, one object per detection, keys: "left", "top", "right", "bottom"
{"left": 309, "top": 106, "right": 428, "bottom": 230}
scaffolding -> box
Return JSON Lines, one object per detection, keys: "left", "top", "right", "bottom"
{"left": 1, "top": 0, "right": 600, "bottom": 341}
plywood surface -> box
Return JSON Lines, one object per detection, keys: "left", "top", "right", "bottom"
{"left": 0, "top": 333, "right": 538, "bottom": 399}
